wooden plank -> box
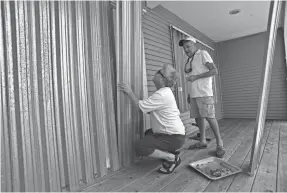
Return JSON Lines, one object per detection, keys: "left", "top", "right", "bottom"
{"left": 82, "top": 159, "right": 162, "bottom": 192}
{"left": 181, "top": 120, "right": 254, "bottom": 192}
{"left": 126, "top": 119, "right": 245, "bottom": 192}
{"left": 203, "top": 120, "right": 257, "bottom": 192}
{"left": 251, "top": 121, "right": 280, "bottom": 192}
{"left": 227, "top": 121, "right": 273, "bottom": 192}
{"left": 158, "top": 120, "right": 252, "bottom": 192}
{"left": 116, "top": 119, "right": 239, "bottom": 192}
{"left": 277, "top": 121, "right": 287, "bottom": 192}
{"left": 83, "top": 119, "right": 240, "bottom": 192}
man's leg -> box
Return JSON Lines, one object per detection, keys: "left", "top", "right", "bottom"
{"left": 135, "top": 134, "right": 184, "bottom": 173}
{"left": 195, "top": 117, "right": 207, "bottom": 144}
{"left": 135, "top": 134, "right": 184, "bottom": 159}
{"left": 148, "top": 149, "right": 175, "bottom": 162}
{"left": 189, "top": 98, "right": 208, "bottom": 148}
{"left": 197, "top": 97, "right": 226, "bottom": 157}
{"left": 205, "top": 118, "right": 223, "bottom": 147}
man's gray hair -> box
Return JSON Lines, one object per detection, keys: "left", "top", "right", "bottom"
{"left": 161, "top": 64, "right": 178, "bottom": 87}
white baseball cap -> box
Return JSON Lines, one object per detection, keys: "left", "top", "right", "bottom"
{"left": 179, "top": 36, "right": 197, "bottom": 46}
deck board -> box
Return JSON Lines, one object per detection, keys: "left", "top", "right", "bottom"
{"left": 251, "top": 121, "right": 280, "bottom": 192}
{"left": 277, "top": 121, "right": 287, "bottom": 192}
{"left": 116, "top": 119, "right": 240, "bottom": 192}
{"left": 203, "top": 120, "right": 256, "bottom": 192}
{"left": 182, "top": 120, "right": 254, "bottom": 192}
{"left": 227, "top": 121, "right": 273, "bottom": 192}
{"left": 141, "top": 119, "right": 246, "bottom": 192}
{"left": 83, "top": 159, "right": 162, "bottom": 192}
{"left": 82, "top": 119, "right": 287, "bottom": 192}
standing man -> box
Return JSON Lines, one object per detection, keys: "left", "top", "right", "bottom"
{"left": 179, "top": 37, "right": 226, "bottom": 158}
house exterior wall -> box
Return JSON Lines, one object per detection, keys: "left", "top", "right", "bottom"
{"left": 142, "top": 5, "right": 223, "bottom": 120}
{"left": 217, "top": 28, "right": 287, "bottom": 120}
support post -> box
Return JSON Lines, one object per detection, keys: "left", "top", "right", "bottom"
{"left": 249, "top": 0, "right": 282, "bottom": 176}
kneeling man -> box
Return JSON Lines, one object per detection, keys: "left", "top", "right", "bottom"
{"left": 118, "top": 64, "right": 185, "bottom": 174}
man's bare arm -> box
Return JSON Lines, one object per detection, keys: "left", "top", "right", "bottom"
{"left": 186, "top": 62, "right": 218, "bottom": 82}
{"left": 195, "top": 62, "right": 218, "bottom": 79}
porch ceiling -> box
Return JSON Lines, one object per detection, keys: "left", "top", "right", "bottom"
{"left": 147, "top": 1, "right": 285, "bottom": 42}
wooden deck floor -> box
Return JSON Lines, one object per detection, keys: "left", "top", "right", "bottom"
{"left": 83, "top": 119, "right": 287, "bottom": 192}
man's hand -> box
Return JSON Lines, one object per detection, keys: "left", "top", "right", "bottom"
{"left": 186, "top": 74, "right": 198, "bottom": 82}
{"left": 118, "top": 82, "right": 133, "bottom": 95}
{"left": 118, "top": 82, "right": 139, "bottom": 107}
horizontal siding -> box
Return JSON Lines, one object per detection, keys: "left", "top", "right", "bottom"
{"left": 143, "top": 8, "right": 172, "bottom": 97}
{"left": 267, "top": 29, "right": 287, "bottom": 119}
{"left": 218, "top": 28, "right": 287, "bottom": 120}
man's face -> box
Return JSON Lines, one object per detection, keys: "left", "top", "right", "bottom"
{"left": 183, "top": 41, "right": 197, "bottom": 58}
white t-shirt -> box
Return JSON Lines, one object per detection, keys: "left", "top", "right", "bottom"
{"left": 188, "top": 49, "right": 214, "bottom": 98}
{"left": 139, "top": 87, "right": 185, "bottom": 135}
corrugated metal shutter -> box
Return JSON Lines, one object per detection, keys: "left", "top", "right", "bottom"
{"left": 115, "top": 1, "right": 144, "bottom": 167}
{"left": 0, "top": 1, "right": 120, "bottom": 192}
{"left": 218, "top": 29, "right": 287, "bottom": 119}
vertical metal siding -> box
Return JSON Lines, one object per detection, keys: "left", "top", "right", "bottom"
{"left": 116, "top": 1, "right": 143, "bottom": 166}
{"left": 1, "top": 1, "right": 120, "bottom": 191}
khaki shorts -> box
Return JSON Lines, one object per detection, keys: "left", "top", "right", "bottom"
{"left": 190, "top": 96, "right": 215, "bottom": 118}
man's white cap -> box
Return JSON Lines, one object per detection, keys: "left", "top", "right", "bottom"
{"left": 179, "top": 36, "right": 196, "bottom": 46}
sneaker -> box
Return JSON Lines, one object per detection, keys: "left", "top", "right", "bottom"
{"left": 216, "top": 145, "right": 226, "bottom": 158}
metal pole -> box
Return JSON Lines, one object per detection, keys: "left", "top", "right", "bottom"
{"left": 284, "top": 1, "right": 287, "bottom": 72}
{"left": 249, "top": 0, "right": 282, "bottom": 176}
